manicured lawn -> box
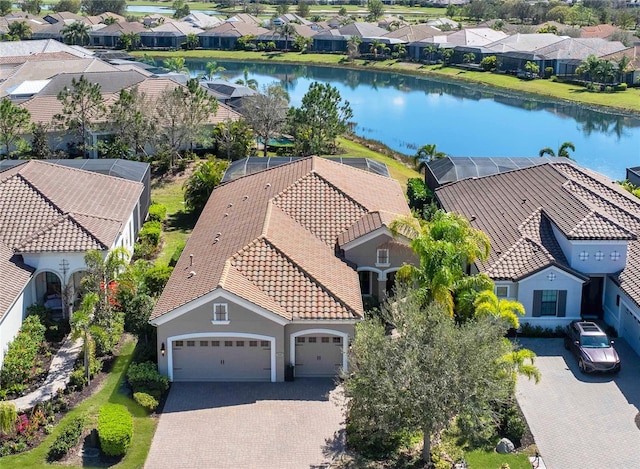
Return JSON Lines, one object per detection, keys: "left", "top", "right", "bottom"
{"left": 465, "top": 449, "right": 531, "bottom": 469}
{"left": 135, "top": 51, "right": 640, "bottom": 113}
{"left": 2, "top": 337, "right": 157, "bottom": 469}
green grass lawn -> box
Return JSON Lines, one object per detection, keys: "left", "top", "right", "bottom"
{"left": 135, "top": 50, "right": 640, "bottom": 113}
{"left": 2, "top": 337, "right": 157, "bottom": 469}
{"left": 465, "top": 449, "right": 531, "bottom": 469}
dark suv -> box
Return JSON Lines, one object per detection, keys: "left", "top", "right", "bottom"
{"left": 564, "top": 321, "right": 620, "bottom": 374}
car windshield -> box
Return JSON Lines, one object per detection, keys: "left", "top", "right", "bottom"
{"left": 581, "top": 335, "right": 610, "bottom": 348}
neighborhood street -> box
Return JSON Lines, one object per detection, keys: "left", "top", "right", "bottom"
{"left": 516, "top": 338, "right": 640, "bottom": 469}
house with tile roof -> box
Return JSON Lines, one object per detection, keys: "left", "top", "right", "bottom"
{"left": 435, "top": 160, "right": 640, "bottom": 355}
{"left": 0, "top": 160, "right": 143, "bottom": 368}
{"left": 150, "top": 157, "right": 414, "bottom": 382}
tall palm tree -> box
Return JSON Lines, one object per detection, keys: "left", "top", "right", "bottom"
{"left": 369, "top": 39, "right": 383, "bottom": 58}
{"left": 575, "top": 54, "right": 601, "bottom": 86}
{"left": 423, "top": 44, "right": 437, "bottom": 64}
{"left": 279, "top": 23, "right": 297, "bottom": 51}
{"left": 615, "top": 55, "right": 632, "bottom": 84}
{"left": 203, "top": 61, "right": 226, "bottom": 81}
{"left": 70, "top": 292, "right": 99, "bottom": 385}
{"left": 235, "top": 68, "right": 258, "bottom": 90}
{"left": 499, "top": 345, "right": 541, "bottom": 385}
{"left": 346, "top": 35, "right": 361, "bottom": 59}
{"left": 163, "top": 57, "right": 189, "bottom": 73}
{"left": 7, "top": 21, "right": 32, "bottom": 40}
{"left": 539, "top": 141, "right": 575, "bottom": 158}
{"left": 413, "top": 143, "right": 446, "bottom": 183}
{"left": 62, "top": 21, "right": 91, "bottom": 46}
{"left": 473, "top": 290, "right": 524, "bottom": 329}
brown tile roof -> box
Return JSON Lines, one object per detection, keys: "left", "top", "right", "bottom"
{"left": 0, "top": 241, "right": 34, "bottom": 321}
{"left": 0, "top": 160, "right": 142, "bottom": 252}
{"left": 435, "top": 161, "right": 640, "bottom": 305}
{"left": 152, "top": 157, "right": 410, "bottom": 321}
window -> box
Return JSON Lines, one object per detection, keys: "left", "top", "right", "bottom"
{"left": 213, "top": 303, "right": 229, "bottom": 322}
{"left": 224, "top": 340, "right": 233, "bottom": 347}
{"left": 496, "top": 286, "right": 509, "bottom": 298}
{"left": 321, "top": 337, "right": 330, "bottom": 343}
{"left": 308, "top": 337, "right": 317, "bottom": 343}
{"left": 212, "top": 341, "right": 220, "bottom": 347}
{"left": 610, "top": 251, "right": 620, "bottom": 261}
{"left": 174, "top": 340, "right": 184, "bottom": 347}
{"left": 296, "top": 337, "right": 306, "bottom": 343}
{"left": 332, "top": 337, "right": 342, "bottom": 344}
{"left": 579, "top": 251, "right": 589, "bottom": 261}
{"left": 200, "top": 341, "right": 209, "bottom": 347}
{"left": 358, "top": 271, "right": 372, "bottom": 296}
{"left": 376, "top": 249, "right": 390, "bottom": 266}
{"left": 236, "top": 341, "right": 245, "bottom": 347}
{"left": 186, "top": 341, "right": 195, "bottom": 347}
{"left": 260, "top": 341, "right": 270, "bottom": 347}
{"left": 540, "top": 290, "right": 558, "bottom": 316}
{"left": 595, "top": 251, "right": 604, "bottom": 261}
{"left": 249, "top": 341, "right": 257, "bottom": 347}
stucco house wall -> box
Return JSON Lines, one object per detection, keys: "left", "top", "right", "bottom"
{"left": 0, "top": 288, "right": 34, "bottom": 369}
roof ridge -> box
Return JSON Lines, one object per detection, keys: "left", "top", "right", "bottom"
{"left": 69, "top": 211, "right": 123, "bottom": 223}
{"left": 310, "top": 171, "right": 369, "bottom": 212}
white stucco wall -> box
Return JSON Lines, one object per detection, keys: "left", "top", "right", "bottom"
{"left": 603, "top": 276, "right": 622, "bottom": 330}
{"left": 551, "top": 225, "right": 628, "bottom": 274}
{"left": 518, "top": 266, "right": 584, "bottom": 329}
{"left": 0, "top": 288, "right": 31, "bottom": 369}
{"left": 111, "top": 211, "right": 136, "bottom": 255}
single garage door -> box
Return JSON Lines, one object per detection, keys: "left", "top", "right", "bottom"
{"left": 621, "top": 307, "right": 640, "bottom": 356}
{"left": 172, "top": 338, "right": 271, "bottom": 382}
{"left": 294, "top": 334, "right": 343, "bottom": 377}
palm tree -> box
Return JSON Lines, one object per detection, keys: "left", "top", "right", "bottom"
{"left": 183, "top": 159, "right": 229, "bottom": 214}
{"left": 499, "top": 345, "right": 541, "bottom": 385}
{"left": 346, "top": 35, "right": 361, "bottom": 60}
{"left": 423, "top": 44, "right": 437, "bottom": 64}
{"left": 235, "top": 68, "right": 258, "bottom": 90}
{"left": 184, "top": 33, "right": 199, "bottom": 50}
{"left": 413, "top": 143, "right": 446, "bottom": 183}
{"left": 163, "top": 57, "right": 189, "bottom": 73}
{"left": 575, "top": 54, "right": 601, "bottom": 86}
{"left": 62, "top": 21, "right": 91, "bottom": 46}
{"left": 7, "top": 21, "right": 32, "bottom": 40}
{"left": 279, "top": 23, "right": 297, "bottom": 51}
{"left": 119, "top": 32, "right": 140, "bottom": 51}
{"left": 393, "top": 43, "right": 406, "bottom": 59}
{"left": 369, "top": 39, "right": 383, "bottom": 58}
{"left": 615, "top": 55, "right": 632, "bottom": 84}
{"left": 70, "top": 292, "right": 99, "bottom": 386}
{"left": 473, "top": 290, "right": 525, "bottom": 329}
{"left": 203, "top": 61, "right": 226, "bottom": 81}
{"left": 539, "top": 141, "right": 575, "bottom": 158}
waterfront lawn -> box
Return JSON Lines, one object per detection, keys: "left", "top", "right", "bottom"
{"left": 1, "top": 338, "right": 157, "bottom": 469}
{"left": 136, "top": 51, "right": 639, "bottom": 113}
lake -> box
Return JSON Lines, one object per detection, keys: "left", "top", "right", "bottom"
{"left": 185, "top": 60, "right": 640, "bottom": 180}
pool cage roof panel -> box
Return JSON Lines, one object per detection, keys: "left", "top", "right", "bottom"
{"left": 222, "top": 157, "right": 390, "bottom": 183}
{"left": 0, "top": 159, "right": 149, "bottom": 183}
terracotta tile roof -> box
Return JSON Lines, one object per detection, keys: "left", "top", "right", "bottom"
{"left": 0, "top": 241, "right": 34, "bottom": 321}
{"left": 337, "top": 210, "right": 398, "bottom": 245}
{"left": 152, "top": 157, "right": 409, "bottom": 321}
{"left": 435, "top": 161, "right": 640, "bottom": 305}
{"left": 0, "top": 161, "right": 142, "bottom": 252}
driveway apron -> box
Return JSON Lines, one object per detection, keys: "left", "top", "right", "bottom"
{"left": 516, "top": 338, "right": 640, "bottom": 469}
{"left": 145, "top": 380, "right": 345, "bottom": 469}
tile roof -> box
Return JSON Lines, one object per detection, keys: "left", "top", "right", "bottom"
{"left": 152, "top": 157, "right": 410, "bottom": 321}
{"left": 436, "top": 161, "right": 640, "bottom": 305}
{"left": 0, "top": 161, "right": 142, "bottom": 253}
{"left": 0, "top": 241, "right": 34, "bottom": 321}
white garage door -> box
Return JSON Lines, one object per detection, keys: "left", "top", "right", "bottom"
{"left": 172, "top": 338, "right": 271, "bottom": 382}
{"left": 294, "top": 334, "right": 343, "bottom": 377}
{"left": 621, "top": 307, "right": 640, "bottom": 356}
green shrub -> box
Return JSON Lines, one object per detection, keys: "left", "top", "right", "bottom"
{"left": 147, "top": 203, "right": 167, "bottom": 223}
{"left": 133, "top": 241, "right": 155, "bottom": 260}
{"left": 544, "top": 66, "right": 554, "bottom": 78}
{"left": 479, "top": 55, "right": 497, "bottom": 71}
{"left": 604, "top": 85, "right": 613, "bottom": 93}
{"left": 406, "top": 178, "right": 432, "bottom": 216}
{"left": 498, "top": 401, "right": 526, "bottom": 446}
{"left": 69, "top": 369, "right": 88, "bottom": 390}
{"left": 1, "top": 315, "right": 46, "bottom": 389}
{"left": 98, "top": 404, "right": 133, "bottom": 457}
{"left": 47, "top": 416, "right": 85, "bottom": 461}
{"left": 615, "top": 83, "right": 627, "bottom": 91}
{"left": 138, "top": 221, "right": 162, "bottom": 247}
{"left": 144, "top": 264, "right": 173, "bottom": 296}
{"left": 0, "top": 402, "right": 17, "bottom": 436}
{"left": 133, "top": 392, "right": 159, "bottom": 412}
{"left": 169, "top": 240, "right": 186, "bottom": 268}
{"left": 127, "top": 361, "right": 169, "bottom": 395}
{"left": 550, "top": 75, "right": 558, "bottom": 82}
{"left": 91, "top": 312, "right": 124, "bottom": 357}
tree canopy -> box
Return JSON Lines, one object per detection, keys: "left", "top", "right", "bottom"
{"left": 183, "top": 158, "right": 229, "bottom": 214}
{"left": 242, "top": 84, "right": 290, "bottom": 157}
{"left": 0, "top": 98, "right": 32, "bottom": 158}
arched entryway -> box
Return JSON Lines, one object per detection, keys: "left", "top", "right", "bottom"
{"left": 35, "top": 271, "right": 63, "bottom": 318}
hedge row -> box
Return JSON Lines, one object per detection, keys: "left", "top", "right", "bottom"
{"left": 98, "top": 404, "right": 133, "bottom": 457}
{"left": 47, "top": 416, "right": 85, "bottom": 461}
{"left": 148, "top": 204, "right": 167, "bottom": 223}
{"left": 127, "top": 362, "right": 169, "bottom": 400}
{"left": 1, "top": 315, "right": 46, "bottom": 392}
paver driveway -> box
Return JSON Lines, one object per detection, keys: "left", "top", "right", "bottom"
{"left": 145, "top": 380, "right": 345, "bottom": 469}
{"left": 516, "top": 338, "right": 640, "bottom": 469}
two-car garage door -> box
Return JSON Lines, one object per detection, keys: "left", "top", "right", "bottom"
{"left": 294, "top": 334, "right": 344, "bottom": 377}
{"left": 172, "top": 337, "right": 271, "bottom": 382}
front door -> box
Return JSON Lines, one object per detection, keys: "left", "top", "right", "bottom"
{"left": 581, "top": 277, "right": 604, "bottom": 319}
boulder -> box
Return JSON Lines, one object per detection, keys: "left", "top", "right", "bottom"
{"left": 496, "top": 438, "right": 515, "bottom": 454}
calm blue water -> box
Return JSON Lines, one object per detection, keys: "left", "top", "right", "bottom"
{"left": 187, "top": 60, "right": 640, "bottom": 180}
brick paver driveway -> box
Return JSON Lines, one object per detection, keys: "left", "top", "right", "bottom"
{"left": 516, "top": 338, "right": 640, "bottom": 469}
{"left": 145, "top": 380, "right": 345, "bottom": 469}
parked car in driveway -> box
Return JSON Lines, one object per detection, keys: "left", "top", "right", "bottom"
{"left": 564, "top": 321, "right": 621, "bottom": 374}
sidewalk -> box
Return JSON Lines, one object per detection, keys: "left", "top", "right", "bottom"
{"left": 9, "top": 335, "right": 82, "bottom": 412}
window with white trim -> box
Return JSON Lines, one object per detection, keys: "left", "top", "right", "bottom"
{"left": 496, "top": 286, "right": 509, "bottom": 298}
{"left": 376, "top": 248, "right": 390, "bottom": 266}
{"left": 213, "top": 303, "right": 229, "bottom": 322}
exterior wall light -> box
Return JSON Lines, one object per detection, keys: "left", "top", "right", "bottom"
{"left": 160, "top": 342, "right": 166, "bottom": 357}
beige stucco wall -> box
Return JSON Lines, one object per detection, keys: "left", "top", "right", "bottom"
{"left": 156, "top": 298, "right": 286, "bottom": 381}
{"left": 343, "top": 232, "right": 416, "bottom": 270}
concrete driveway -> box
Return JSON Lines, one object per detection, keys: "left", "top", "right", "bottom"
{"left": 145, "top": 380, "right": 345, "bottom": 469}
{"left": 516, "top": 338, "right": 640, "bottom": 469}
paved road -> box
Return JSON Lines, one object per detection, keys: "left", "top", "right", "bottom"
{"left": 145, "top": 380, "right": 345, "bottom": 469}
{"left": 516, "top": 338, "right": 640, "bottom": 469}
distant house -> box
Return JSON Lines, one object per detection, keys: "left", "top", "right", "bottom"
{"left": 409, "top": 27, "right": 506, "bottom": 61}
{"left": 255, "top": 23, "right": 317, "bottom": 50}
{"left": 272, "top": 13, "right": 312, "bottom": 27}
{"left": 198, "top": 22, "right": 269, "bottom": 50}
{"left": 599, "top": 45, "right": 640, "bottom": 86}
{"left": 435, "top": 159, "right": 640, "bottom": 356}
{"left": 89, "top": 21, "right": 147, "bottom": 48}
{"left": 0, "top": 160, "right": 144, "bottom": 368}
{"left": 313, "top": 22, "right": 390, "bottom": 53}
{"left": 201, "top": 79, "right": 258, "bottom": 111}
{"left": 150, "top": 157, "right": 414, "bottom": 382}
{"left": 181, "top": 12, "right": 223, "bottom": 30}
{"left": 140, "top": 21, "right": 203, "bottom": 49}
